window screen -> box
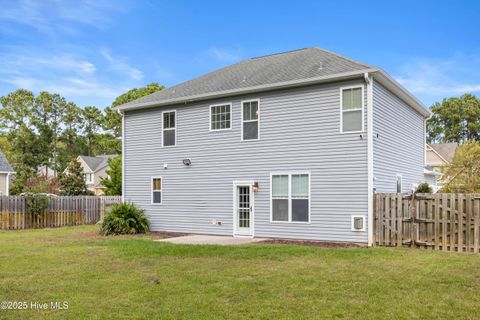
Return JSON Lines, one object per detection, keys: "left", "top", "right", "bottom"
{"left": 242, "top": 101, "right": 259, "bottom": 140}
{"left": 152, "top": 178, "right": 162, "bottom": 204}
{"left": 163, "top": 111, "right": 176, "bottom": 146}
{"left": 210, "top": 104, "right": 231, "bottom": 130}
{"left": 341, "top": 87, "right": 363, "bottom": 132}
{"left": 272, "top": 173, "right": 310, "bottom": 222}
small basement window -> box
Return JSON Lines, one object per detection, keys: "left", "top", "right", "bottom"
{"left": 210, "top": 104, "right": 231, "bottom": 130}
{"left": 162, "top": 110, "right": 176, "bottom": 147}
{"left": 341, "top": 87, "right": 363, "bottom": 133}
{"left": 152, "top": 177, "right": 162, "bottom": 204}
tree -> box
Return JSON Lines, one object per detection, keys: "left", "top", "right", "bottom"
{"left": 59, "top": 160, "right": 87, "bottom": 195}
{"left": 427, "top": 94, "right": 480, "bottom": 143}
{"left": 100, "top": 156, "right": 122, "bottom": 195}
{"left": 81, "top": 106, "right": 102, "bottom": 156}
{"left": 58, "top": 102, "right": 86, "bottom": 171}
{"left": 106, "top": 83, "right": 165, "bottom": 138}
{"left": 441, "top": 141, "right": 480, "bottom": 193}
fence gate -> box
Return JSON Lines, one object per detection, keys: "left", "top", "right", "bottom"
{"left": 374, "top": 193, "right": 480, "bottom": 253}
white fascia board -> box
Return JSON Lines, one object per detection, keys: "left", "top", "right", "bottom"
{"left": 371, "top": 70, "right": 431, "bottom": 118}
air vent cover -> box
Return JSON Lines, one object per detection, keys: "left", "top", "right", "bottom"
{"left": 351, "top": 215, "right": 366, "bottom": 231}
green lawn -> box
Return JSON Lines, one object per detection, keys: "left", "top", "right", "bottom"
{"left": 1, "top": 226, "right": 480, "bottom": 319}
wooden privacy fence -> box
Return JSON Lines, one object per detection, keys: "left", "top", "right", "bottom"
{"left": 0, "top": 196, "right": 122, "bottom": 230}
{"left": 374, "top": 193, "right": 480, "bottom": 253}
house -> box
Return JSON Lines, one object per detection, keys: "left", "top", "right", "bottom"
{"left": 0, "top": 150, "right": 14, "bottom": 196}
{"left": 425, "top": 143, "right": 458, "bottom": 191}
{"left": 37, "top": 165, "right": 57, "bottom": 178}
{"left": 118, "top": 47, "right": 431, "bottom": 245}
{"left": 76, "top": 155, "right": 117, "bottom": 195}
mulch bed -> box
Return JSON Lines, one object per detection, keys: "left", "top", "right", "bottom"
{"left": 258, "top": 239, "right": 365, "bottom": 248}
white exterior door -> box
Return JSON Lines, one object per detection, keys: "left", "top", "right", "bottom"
{"left": 234, "top": 183, "right": 254, "bottom": 237}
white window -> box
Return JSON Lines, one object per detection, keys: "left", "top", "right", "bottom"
{"left": 162, "top": 110, "right": 176, "bottom": 147}
{"left": 396, "top": 174, "right": 402, "bottom": 193}
{"left": 271, "top": 172, "right": 310, "bottom": 223}
{"left": 152, "top": 177, "right": 162, "bottom": 204}
{"left": 242, "top": 100, "right": 259, "bottom": 140}
{"left": 210, "top": 104, "right": 231, "bottom": 131}
{"left": 341, "top": 86, "right": 364, "bottom": 133}
{"left": 84, "top": 173, "right": 93, "bottom": 184}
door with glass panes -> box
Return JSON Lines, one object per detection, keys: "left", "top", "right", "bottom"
{"left": 234, "top": 184, "right": 253, "bottom": 236}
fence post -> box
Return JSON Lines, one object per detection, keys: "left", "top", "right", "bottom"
{"left": 410, "top": 193, "right": 417, "bottom": 247}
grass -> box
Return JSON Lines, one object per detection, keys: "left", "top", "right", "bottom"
{"left": 1, "top": 226, "right": 480, "bottom": 319}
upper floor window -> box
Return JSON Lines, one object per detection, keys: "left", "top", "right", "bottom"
{"left": 162, "top": 110, "right": 176, "bottom": 147}
{"left": 242, "top": 100, "right": 259, "bottom": 140}
{"left": 84, "top": 173, "right": 93, "bottom": 184}
{"left": 341, "top": 87, "right": 363, "bottom": 133}
{"left": 210, "top": 104, "right": 231, "bottom": 131}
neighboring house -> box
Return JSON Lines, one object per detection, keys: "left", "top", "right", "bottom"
{"left": 118, "top": 47, "right": 431, "bottom": 245}
{"left": 0, "top": 150, "right": 14, "bottom": 196}
{"left": 37, "top": 165, "right": 57, "bottom": 178}
{"left": 76, "top": 155, "right": 117, "bottom": 195}
{"left": 425, "top": 143, "right": 458, "bottom": 191}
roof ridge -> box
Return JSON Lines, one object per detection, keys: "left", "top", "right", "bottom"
{"left": 311, "top": 47, "right": 374, "bottom": 69}
{"left": 250, "top": 48, "right": 309, "bottom": 60}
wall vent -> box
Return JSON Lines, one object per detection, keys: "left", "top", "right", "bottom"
{"left": 351, "top": 215, "right": 366, "bottom": 232}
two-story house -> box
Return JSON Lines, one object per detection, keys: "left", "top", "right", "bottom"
{"left": 76, "top": 155, "right": 117, "bottom": 195}
{"left": 118, "top": 48, "right": 430, "bottom": 245}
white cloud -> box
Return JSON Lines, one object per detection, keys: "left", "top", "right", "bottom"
{"left": 205, "top": 46, "right": 243, "bottom": 63}
{"left": 394, "top": 54, "right": 480, "bottom": 104}
{"left": 0, "top": 0, "right": 127, "bottom": 35}
{"left": 101, "top": 49, "right": 143, "bottom": 81}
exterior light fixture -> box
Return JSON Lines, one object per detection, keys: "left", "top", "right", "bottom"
{"left": 182, "top": 158, "right": 192, "bottom": 166}
{"left": 252, "top": 182, "right": 259, "bottom": 192}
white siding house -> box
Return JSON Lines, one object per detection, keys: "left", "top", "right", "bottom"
{"left": 119, "top": 48, "right": 430, "bottom": 244}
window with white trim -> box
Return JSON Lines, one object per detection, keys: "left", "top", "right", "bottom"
{"left": 341, "top": 87, "right": 363, "bottom": 132}
{"left": 152, "top": 177, "right": 162, "bottom": 204}
{"left": 396, "top": 174, "right": 402, "bottom": 193}
{"left": 242, "top": 100, "right": 259, "bottom": 140}
{"left": 162, "top": 111, "right": 176, "bottom": 146}
{"left": 271, "top": 173, "right": 310, "bottom": 222}
{"left": 84, "top": 173, "right": 93, "bottom": 184}
{"left": 210, "top": 104, "right": 231, "bottom": 130}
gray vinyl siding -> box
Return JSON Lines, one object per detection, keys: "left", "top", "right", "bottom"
{"left": 124, "top": 80, "right": 369, "bottom": 243}
{"left": 373, "top": 81, "right": 426, "bottom": 192}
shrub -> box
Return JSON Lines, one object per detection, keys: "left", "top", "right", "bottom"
{"left": 101, "top": 202, "right": 149, "bottom": 235}
{"left": 415, "top": 182, "right": 433, "bottom": 194}
{"left": 25, "top": 193, "right": 50, "bottom": 217}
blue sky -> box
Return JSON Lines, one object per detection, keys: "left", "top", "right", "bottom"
{"left": 0, "top": 0, "right": 479, "bottom": 108}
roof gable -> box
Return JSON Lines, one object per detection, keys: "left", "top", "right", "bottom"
{"left": 0, "top": 150, "right": 13, "bottom": 172}
{"left": 428, "top": 143, "right": 458, "bottom": 163}
{"left": 78, "top": 155, "right": 117, "bottom": 172}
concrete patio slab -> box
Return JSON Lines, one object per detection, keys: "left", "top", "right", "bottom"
{"left": 156, "top": 235, "right": 267, "bottom": 245}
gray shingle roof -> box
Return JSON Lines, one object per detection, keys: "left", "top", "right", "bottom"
{"left": 0, "top": 150, "right": 13, "bottom": 172}
{"left": 120, "top": 47, "right": 373, "bottom": 109}
{"left": 79, "top": 155, "right": 117, "bottom": 172}
{"left": 428, "top": 143, "right": 458, "bottom": 163}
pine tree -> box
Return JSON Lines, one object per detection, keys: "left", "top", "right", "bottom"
{"left": 59, "top": 160, "right": 87, "bottom": 195}
{"left": 100, "top": 156, "right": 122, "bottom": 195}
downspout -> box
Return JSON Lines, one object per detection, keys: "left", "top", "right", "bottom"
{"left": 365, "top": 72, "right": 374, "bottom": 247}
{"left": 119, "top": 109, "right": 125, "bottom": 202}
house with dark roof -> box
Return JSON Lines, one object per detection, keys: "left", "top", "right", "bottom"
{"left": 0, "top": 150, "right": 14, "bottom": 196}
{"left": 77, "top": 155, "right": 117, "bottom": 195}
{"left": 117, "top": 47, "right": 430, "bottom": 245}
